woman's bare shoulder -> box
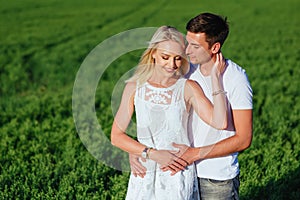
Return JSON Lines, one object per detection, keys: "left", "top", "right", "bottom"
{"left": 124, "top": 81, "right": 137, "bottom": 91}
{"left": 185, "top": 79, "right": 202, "bottom": 90}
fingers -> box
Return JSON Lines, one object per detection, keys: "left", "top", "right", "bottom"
{"left": 175, "top": 157, "right": 189, "bottom": 167}
{"left": 215, "top": 52, "right": 224, "bottom": 64}
{"left": 161, "top": 164, "right": 179, "bottom": 175}
{"left": 172, "top": 142, "right": 180, "bottom": 148}
{"left": 170, "top": 160, "right": 186, "bottom": 171}
{"left": 130, "top": 162, "right": 146, "bottom": 178}
{"left": 172, "top": 143, "right": 189, "bottom": 156}
{"left": 219, "top": 51, "right": 224, "bottom": 61}
{"left": 218, "top": 52, "right": 225, "bottom": 66}
{"left": 216, "top": 52, "right": 224, "bottom": 67}
{"left": 160, "top": 157, "right": 189, "bottom": 174}
{"left": 172, "top": 142, "right": 186, "bottom": 151}
{"left": 170, "top": 153, "right": 189, "bottom": 167}
{"left": 218, "top": 52, "right": 223, "bottom": 63}
{"left": 212, "top": 52, "right": 226, "bottom": 75}
{"left": 161, "top": 166, "right": 177, "bottom": 174}
{"left": 129, "top": 154, "right": 147, "bottom": 178}
{"left": 160, "top": 162, "right": 186, "bottom": 176}
{"left": 131, "top": 164, "right": 146, "bottom": 178}
{"left": 215, "top": 52, "right": 220, "bottom": 63}
{"left": 219, "top": 53, "right": 226, "bottom": 74}
{"left": 169, "top": 150, "right": 180, "bottom": 155}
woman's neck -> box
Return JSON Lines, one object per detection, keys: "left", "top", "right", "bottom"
{"left": 148, "top": 74, "right": 179, "bottom": 88}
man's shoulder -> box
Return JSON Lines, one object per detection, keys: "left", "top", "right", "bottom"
{"left": 224, "top": 60, "right": 252, "bottom": 98}
{"left": 224, "top": 59, "right": 249, "bottom": 80}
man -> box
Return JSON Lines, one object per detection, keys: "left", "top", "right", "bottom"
{"left": 170, "top": 13, "right": 253, "bottom": 199}
{"left": 130, "top": 13, "right": 253, "bottom": 199}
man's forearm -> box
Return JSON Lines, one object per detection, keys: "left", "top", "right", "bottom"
{"left": 194, "top": 109, "right": 253, "bottom": 161}
{"left": 193, "top": 134, "right": 251, "bottom": 161}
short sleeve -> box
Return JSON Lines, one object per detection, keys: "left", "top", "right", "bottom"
{"left": 228, "top": 73, "right": 253, "bottom": 110}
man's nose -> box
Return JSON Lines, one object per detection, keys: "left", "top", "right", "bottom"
{"left": 185, "top": 45, "right": 191, "bottom": 55}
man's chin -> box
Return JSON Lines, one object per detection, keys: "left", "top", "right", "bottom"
{"left": 188, "top": 58, "right": 197, "bottom": 64}
{"left": 189, "top": 60, "right": 199, "bottom": 65}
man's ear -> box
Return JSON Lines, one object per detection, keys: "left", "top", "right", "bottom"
{"left": 211, "top": 42, "right": 221, "bottom": 54}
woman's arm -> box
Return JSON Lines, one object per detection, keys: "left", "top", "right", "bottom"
{"left": 185, "top": 53, "right": 227, "bottom": 129}
{"left": 110, "top": 82, "right": 146, "bottom": 155}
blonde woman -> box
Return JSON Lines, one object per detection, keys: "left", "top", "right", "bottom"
{"left": 111, "top": 26, "right": 227, "bottom": 200}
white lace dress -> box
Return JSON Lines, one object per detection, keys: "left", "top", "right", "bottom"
{"left": 125, "top": 78, "right": 200, "bottom": 200}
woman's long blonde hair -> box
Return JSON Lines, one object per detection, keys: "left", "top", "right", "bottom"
{"left": 126, "top": 26, "right": 189, "bottom": 84}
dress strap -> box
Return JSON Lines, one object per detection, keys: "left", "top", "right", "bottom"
{"left": 135, "top": 81, "right": 146, "bottom": 101}
{"left": 171, "top": 78, "right": 187, "bottom": 104}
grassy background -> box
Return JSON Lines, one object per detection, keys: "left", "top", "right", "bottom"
{"left": 0, "top": 0, "right": 299, "bottom": 199}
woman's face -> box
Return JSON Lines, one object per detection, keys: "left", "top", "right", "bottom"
{"left": 152, "top": 40, "right": 185, "bottom": 77}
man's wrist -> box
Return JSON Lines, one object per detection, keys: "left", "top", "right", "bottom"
{"left": 193, "top": 147, "right": 202, "bottom": 161}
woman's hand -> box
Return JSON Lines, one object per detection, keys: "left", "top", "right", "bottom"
{"left": 129, "top": 154, "right": 147, "bottom": 178}
{"left": 211, "top": 52, "right": 226, "bottom": 77}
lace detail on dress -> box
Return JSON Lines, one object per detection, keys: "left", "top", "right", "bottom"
{"left": 145, "top": 89, "right": 172, "bottom": 104}
{"left": 125, "top": 78, "right": 200, "bottom": 200}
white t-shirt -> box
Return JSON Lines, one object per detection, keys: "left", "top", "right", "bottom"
{"left": 186, "top": 59, "right": 253, "bottom": 180}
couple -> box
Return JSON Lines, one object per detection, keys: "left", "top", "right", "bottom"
{"left": 111, "top": 12, "right": 253, "bottom": 200}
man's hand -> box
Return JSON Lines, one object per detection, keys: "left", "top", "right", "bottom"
{"left": 160, "top": 143, "right": 200, "bottom": 175}
{"left": 129, "top": 154, "right": 147, "bottom": 178}
{"left": 129, "top": 148, "right": 190, "bottom": 177}
{"left": 149, "top": 149, "right": 188, "bottom": 175}
{"left": 172, "top": 143, "right": 200, "bottom": 164}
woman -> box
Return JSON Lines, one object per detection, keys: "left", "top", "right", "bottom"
{"left": 111, "top": 26, "right": 227, "bottom": 200}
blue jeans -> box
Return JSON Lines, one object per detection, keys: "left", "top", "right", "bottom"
{"left": 198, "top": 175, "right": 240, "bottom": 200}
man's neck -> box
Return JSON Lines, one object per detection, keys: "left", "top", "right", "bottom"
{"left": 198, "top": 54, "right": 218, "bottom": 76}
{"left": 199, "top": 60, "right": 214, "bottom": 76}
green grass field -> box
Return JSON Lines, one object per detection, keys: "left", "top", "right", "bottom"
{"left": 1, "top": 0, "right": 299, "bottom": 199}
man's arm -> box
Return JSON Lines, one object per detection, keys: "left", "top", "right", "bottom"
{"left": 172, "top": 109, "right": 252, "bottom": 165}
{"left": 198, "top": 109, "right": 252, "bottom": 160}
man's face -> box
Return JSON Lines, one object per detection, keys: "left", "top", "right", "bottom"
{"left": 185, "top": 31, "right": 212, "bottom": 65}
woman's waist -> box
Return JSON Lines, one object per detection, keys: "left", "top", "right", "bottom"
{"left": 138, "top": 138, "right": 190, "bottom": 150}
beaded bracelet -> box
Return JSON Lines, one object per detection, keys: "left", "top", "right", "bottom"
{"left": 212, "top": 90, "right": 227, "bottom": 96}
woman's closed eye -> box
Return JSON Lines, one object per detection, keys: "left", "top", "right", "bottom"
{"left": 174, "top": 56, "right": 182, "bottom": 61}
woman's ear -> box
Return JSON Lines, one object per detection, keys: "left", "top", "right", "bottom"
{"left": 152, "top": 52, "right": 156, "bottom": 60}
{"left": 211, "top": 42, "right": 221, "bottom": 54}
{"left": 151, "top": 52, "right": 157, "bottom": 63}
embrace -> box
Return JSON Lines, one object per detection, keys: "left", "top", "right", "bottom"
{"left": 111, "top": 12, "right": 253, "bottom": 200}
